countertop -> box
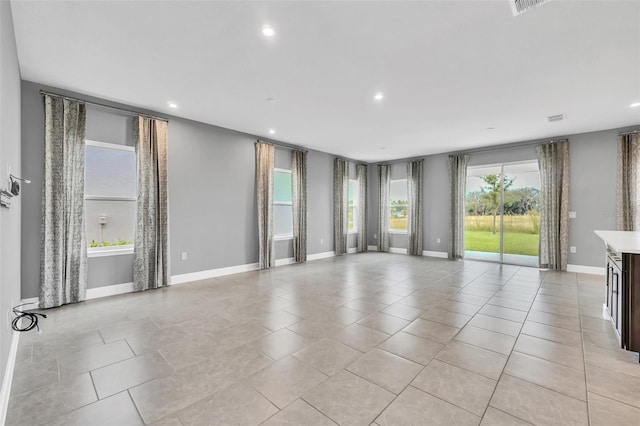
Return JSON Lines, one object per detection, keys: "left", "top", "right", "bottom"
{"left": 594, "top": 230, "right": 640, "bottom": 254}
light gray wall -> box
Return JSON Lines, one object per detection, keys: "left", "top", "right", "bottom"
{"left": 367, "top": 127, "right": 638, "bottom": 268}
{"left": 0, "top": 0, "right": 22, "bottom": 385}
{"left": 21, "top": 81, "right": 337, "bottom": 298}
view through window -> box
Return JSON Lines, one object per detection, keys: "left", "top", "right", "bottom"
{"left": 85, "top": 140, "right": 136, "bottom": 251}
{"left": 274, "top": 169, "right": 293, "bottom": 238}
{"left": 389, "top": 179, "right": 408, "bottom": 232}
{"left": 348, "top": 179, "right": 358, "bottom": 233}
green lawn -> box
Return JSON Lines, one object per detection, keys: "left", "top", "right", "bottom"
{"left": 465, "top": 230, "right": 539, "bottom": 256}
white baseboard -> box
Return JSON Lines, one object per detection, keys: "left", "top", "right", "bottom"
{"left": 171, "top": 262, "right": 260, "bottom": 285}
{"left": 567, "top": 264, "right": 605, "bottom": 276}
{"left": 389, "top": 247, "right": 408, "bottom": 254}
{"left": 347, "top": 247, "right": 358, "bottom": 254}
{"left": 0, "top": 330, "right": 20, "bottom": 425}
{"left": 275, "top": 257, "right": 296, "bottom": 267}
{"left": 367, "top": 245, "right": 378, "bottom": 251}
{"left": 307, "top": 251, "right": 336, "bottom": 261}
{"left": 88, "top": 282, "right": 135, "bottom": 298}
{"left": 423, "top": 250, "right": 448, "bottom": 259}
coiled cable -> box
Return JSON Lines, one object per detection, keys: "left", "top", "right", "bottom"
{"left": 11, "top": 303, "right": 47, "bottom": 332}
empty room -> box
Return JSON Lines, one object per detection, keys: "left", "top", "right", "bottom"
{"left": 1, "top": 0, "right": 640, "bottom": 425}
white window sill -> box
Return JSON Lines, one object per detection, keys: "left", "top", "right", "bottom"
{"left": 274, "top": 235, "right": 294, "bottom": 241}
{"left": 389, "top": 230, "right": 408, "bottom": 235}
{"left": 348, "top": 231, "right": 358, "bottom": 235}
{"left": 88, "top": 246, "right": 134, "bottom": 258}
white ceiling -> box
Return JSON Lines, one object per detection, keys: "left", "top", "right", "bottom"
{"left": 10, "top": 0, "right": 640, "bottom": 162}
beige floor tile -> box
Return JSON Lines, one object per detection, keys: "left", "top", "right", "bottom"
{"left": 332, "top": 323, "right": 390, "bottom": 352}
{"left": 520, "top": 320, "right": 582, "bottom": 346}
{"left": 293, "top": 338, "right": 361, "bottom": 375}
{"left": 377, "top": 331, "right": 443, "bottom": 365}
{"left": 435, "top": 341, "right": 508, "bottom": 380}
{"left": 357, "top": 312, "right": 410, "bottom": 335}
{"left": 259, "top": 310, "right": 300, "bottom": 331}
{"left": 6, "top": 373, "right": 97, "bottom": 426}
{"left": 480, "top": 407, "right": 530, "bottom": 425}
{"left": 582, "top": 328, "right": 620, "bottom": 350}
{"left": 526, "top": 309, "right": 581, "bottom": 332}
{"left": 253, "top": 328, "right": 312, "bottom": 360}
{"left": 129, "top": 364, "right": 219, "bottom": 424}
{"left": 91, "top": 351, "right": 172, "bottom": 399}
{"left": 342, "top": 299, "right": 388, "bottom": 314}
{"left": 346, "top": 348, "right": 422, "bottom": 394}
{"left": 437, "top": 300, "right": 483, "bottom": 316}
{"left": 99, "top": 318, "right": 161, "bottom": 343}
{"left": 412, "top": 359, "right": 496, "bottom": 416}
{"left": 487, "top": 297, "right": 531, "bottom": 312}
{"left": 580, "top": 316, "right": 612, "bottom": 332}
{"left": 420, "top": 307, "right": 472, "bottom": 328}
{"left": 588, "top": 392, "right": 640, "bottom": 426}
{"left": 303, "top": 370, "right": 395, "bottom": 426}
{"left": 586, "top": 364, "right": 640, "bottom": 408}
{"left": 380, "top": 303, "right": 424, "bottom": 321}
{"left": 403, "top": 318, "right": 460, "bottom": 344}
{"left": 494, "top": 290, "right": 535, "bottom": 302}
{"left": 177, "top": 382, "right": 278, "bottom": 426}
{"left": 490, "top": 374, "right": 588, "bottom": 425}
{"left": 202, "top": 343, "right": 273, "bottom": 388}
{"left": 48, "top": 391, "right": 143, "bottom": 426}
{"left": 261, "top": 399, "right": 336, "bottom": 426}
{"left": 149, "top": 416, "right": 186, "bottom": 426}
{"left": 10, "top": 357, "right": 59, "bottom": 396}
{"left": 454, "top": 326, "right": 515, "bottom": 355}
{"left": 448, "top": 292, "right": 490, "bottom": 306}
{"left": 505, "top": 352, "right": 586, "bottom": 401}
{"left": 535, "top": 293, "right": 580, "bottom": 307}
{"left": 584, "top": 344, "right": 640, "bottom": 377}
{"left": 58, "top": 339, "right": 135, "bottom": 380}
{"left": 211, "top": 321, "right": 271, "bottom": 350}
{"left": 158, "top": 335, "right": 223, "bottom": 371}
{"left": 467, "top": 314, "right": 522, "bottom": 337}
{"left": 478, "top": 304, "right": 527, "bottom": 323}
{"left": 531, "top": 300, "right": 580, "bottom": 318}
{"left": 247, "top": 356, "right": 327, "bottom": 408}
{"left": 286, "top": 319, "right": 344, "bottom": 339}
{"left": 377, "top": 386, "right": 480, "bottom": 426}
{"left": 513, "top": 334, "right": 584, "bottom": 370}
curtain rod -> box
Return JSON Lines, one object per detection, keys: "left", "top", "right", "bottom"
{"left": 619, "top": 130, "right": 640, "bottom": 136}
{"left": 39, "top": 90, "right": 169, "bottom": 123}
{"left": 451, "top": 138, "right": 567, "bottom": 157}
{"left": 256, "top": 140, "right": 307, "bottom": 153}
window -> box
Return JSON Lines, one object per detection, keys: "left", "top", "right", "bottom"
{"left": 389, "top": 179, "right": 408, "bottom": 233}
{"left": 274, "top": 168, "right": 293, "bottom": 238}
{"left": 348, "top": 179, "right": 358, "bottom": 233}
{"left": 85, "top": 140, "right": 136, "bottom": 254}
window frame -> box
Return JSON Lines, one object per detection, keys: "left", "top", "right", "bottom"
{"left": 273, "top": 167, "right": 294, "bottom": 241}
{"left": 389, "top": 178, "right": 409, "bottom": 234}
{"left": 85, "top": 140, "right": 137, "bottom": 257}
{"left": 348, "top": 178, "right": 358, "bottom": 234}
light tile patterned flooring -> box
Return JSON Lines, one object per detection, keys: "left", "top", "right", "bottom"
{"left": 7, "top": 253, "right": 640, "bottom": 425}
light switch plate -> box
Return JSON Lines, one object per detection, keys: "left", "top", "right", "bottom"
{"left": 570, "top": 246, "right": 576, "bottom": 253}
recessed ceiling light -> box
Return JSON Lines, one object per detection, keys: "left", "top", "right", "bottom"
{"left": 269, "top": 129, "right": 276, "bottom": 134}
{"left": 266, "top": 97, "right": 276, "bottom": 103}
{"left": 631, "top": 102, "right": 640, "bottom": 108}
{"left": 379, "top": 146, "right": 386, "bottom": 150}
{"left": 374, "top": 92, "right": 384, "bottom": 101}
{"left": 486, "top": 127, "right": 496, "bottom": 131}
{"left": 262, "top": 26, "right": 275, "bottom": 37}
{"left": 168, "top": 102, "right": 178, "bottom": 108}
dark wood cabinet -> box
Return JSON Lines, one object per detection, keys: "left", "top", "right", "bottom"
{"left": 605, "top": 249, "right": 640, "bottom": 355}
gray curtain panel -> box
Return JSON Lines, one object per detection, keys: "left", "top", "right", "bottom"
{"left": 292, "top": 150, "right": 308, "bottom": 263}
{"left": 377, "top": 164, "right": 391, "bottom": 252}
{"left": 334, "top": 158, "right": 348, "bottom": 255}
{"left": 537, "top": 140, "right": 570, "bottom": 271}
{"left": 448, "top": 154, "right": 468, "bottom": 260}
{"left": 256, "top": 142, "right": 275, "bottom": 269}
{"left": 133, "top": 117, "right": 170, "bottom": 291}
{"left": 356, "top": 163, "right": 368, "bottom": 252}
{"left": 617, "top": 133, "right": 640, "bottom": 231}
{"left": 40, "top": 95, "right": 88, "bottom": 308}
{"left": 407, "top": 159, "right": 424, "bottom": 255}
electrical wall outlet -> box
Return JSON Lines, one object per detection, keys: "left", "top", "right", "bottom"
{"left": 320, "top": 238, "right": 323, "bottom": 245}
{"left": 181, "top": 252, "right": 187, "bottom": 261}
{"left": 437, "top": 238, "right": 441, "bottom": 243}
{"left": 374, "top": 234, "right": 377, "bottom": 239}
{"left": 570, "top": 246, "right": 576, "bottom": 253}
{"left": 98, "top": 216, "right": 107, "bottom": 224}
{"left": 569, "top": 212, "right": 576, "bottom": 219}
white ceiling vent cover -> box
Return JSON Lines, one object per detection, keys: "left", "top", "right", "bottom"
{"left": 511, "top": 0, "right": 553, "bottom": 16}
{"left": 547, "top": 114, "right": 566, "bottom": 123}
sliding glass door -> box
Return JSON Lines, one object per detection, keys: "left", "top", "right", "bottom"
{"left": 465, "top": 161, "right": 540, "bottom": 266}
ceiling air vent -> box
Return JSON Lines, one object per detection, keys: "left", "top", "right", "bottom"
{"left": 511, "top": 0, "right": 552, "bottom": 16}
{"left": 547, "top": 114, "right": 566, "bottom": 123}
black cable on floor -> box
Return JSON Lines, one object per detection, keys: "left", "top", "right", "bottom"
{"left": 11, "top": 303, "right": 47, "bottom": 332}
